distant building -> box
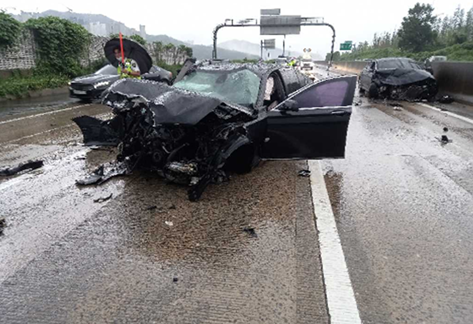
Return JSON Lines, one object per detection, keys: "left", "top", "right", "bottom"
{"left": 139, "top": 25, "right": 146, "bottom": 39}
{"left": 87, "top": 22, "right": 107, "bottom": 37}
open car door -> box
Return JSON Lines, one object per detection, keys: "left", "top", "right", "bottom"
{"left": 262, "top": 75, "right": 357, "bottom": 159}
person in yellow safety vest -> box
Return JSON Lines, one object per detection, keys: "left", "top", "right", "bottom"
{"left": 114, "top": 47, "right": 141, "bottom": 79}
{"left": 288, "top": 58, "right": 297, "bottom": 67}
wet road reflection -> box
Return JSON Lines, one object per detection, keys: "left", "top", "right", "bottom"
{"left": 324, "top": 98, "right": 473, "bottom": 324}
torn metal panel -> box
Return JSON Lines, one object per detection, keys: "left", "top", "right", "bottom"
{"left": 76, "top": 163, "right": 128, "bottom": 186}
{"left": 73, "top": 116, "right": 122, "bottom": 146}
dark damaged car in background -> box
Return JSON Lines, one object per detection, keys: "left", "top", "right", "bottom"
{"left": 73, "top": 60, "right": 357, "bottom": 201}
{"left": 69, "top": 64, "right": 173, "bottom": 101}
{"left": 359, "top": 57, "right": 438, "bottom": 101}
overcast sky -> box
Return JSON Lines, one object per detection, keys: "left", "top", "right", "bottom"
{"left": 3, "top": 0, "right": 472, "bottom": 57}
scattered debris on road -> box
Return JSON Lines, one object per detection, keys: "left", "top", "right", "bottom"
{"left": 298, "top": 169, "right": 311, "bottom": 177}
{"left": 173, "top": 277, "right": 179, "bottom": 283}
{"left": 169, "top": 205, "right": 176, "bottom": 210}
{"left": 0, "top": 160, "right": 44, "bottom": 176}
{"left": 243, "top": 226, "right": 257, "bottom": 238}
{"left": 145, "top": 205, "right": 158, "bottom": 211}
{"left": 93, "top": 193, "right": 113, "bottom": 203}
{"left": 76, "top": 163, "right": 128, "bottom": 186}
{"left": 165, "top": 221, "right": 174, "bottom": 227}
{"left": 438, "top": 95, "right": 454, "bottom": 104}
{"left": 441, "top": 135, "right": 451, "bottom": 144}
{"left": 0, "top": 217, "right": 6, "bottom": 235}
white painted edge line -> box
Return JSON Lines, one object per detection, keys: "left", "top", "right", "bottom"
{"left": 417, "top": 102, "right": 473, "bottom": 126}
{"left": 308, "top": 160, "right": 362, "bottom": 324}
{"left": 0, "top": 104, "right": 91, "bottom": 125}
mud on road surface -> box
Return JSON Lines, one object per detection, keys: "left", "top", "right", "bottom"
{"left": 0, "top": 102, "right": 329, "bottom": 323}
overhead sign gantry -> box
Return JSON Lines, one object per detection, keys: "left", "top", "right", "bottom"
{"left": 212, "top": 9, "right": 336, "bottom": 67}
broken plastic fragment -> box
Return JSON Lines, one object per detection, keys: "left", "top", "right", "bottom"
{"left": 243, "top": 226, "right": 257, "bottom": 238}
{"left": 76, "top": 163, "right": 128, "bottom": 186}
{"left": 0, "top": 217, "right": 6, "bottom": 235}
{"left": 93, "top": 193, "right": 113, "bottom": 203}
{"left": 165, "top": 221, "right": 174, "bottom": 227}
{"left": 0, "top": 160, "right": 44, "bottom": 176}
{"left": 298, "top": 169, "right": 311, "bottom": 177}
{"left": 438, "top": 95, "right": 454, "bottom": 104}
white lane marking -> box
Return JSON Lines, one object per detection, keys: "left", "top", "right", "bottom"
{"left": 417, "top": 102, "right": 473, "bottom": 126}
{"left": 309, "top": 160, "right": 362, "bottom": 324}
{"left": 0, "top": 104, "right": 91, "bottom": 125}
{"left": 3, "top": 112, "right": 111, "bottom": 144}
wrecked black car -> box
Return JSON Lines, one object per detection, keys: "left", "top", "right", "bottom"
{"left": 74, "top": 62, "right": 356, "bottom": 201}
{"left": 359, "top": 57, "right": 438, "bottom": 101}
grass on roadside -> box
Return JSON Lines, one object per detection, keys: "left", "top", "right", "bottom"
{"left": 0, "top": 73, "right": 70, "bottom": 98}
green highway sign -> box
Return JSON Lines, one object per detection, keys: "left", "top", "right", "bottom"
{"left": 340, "top": 42, "right": 352, "bottom": 51}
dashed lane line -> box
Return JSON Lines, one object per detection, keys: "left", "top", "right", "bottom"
{"left": 0, "top": 104, "right": 91, "bottom": 126}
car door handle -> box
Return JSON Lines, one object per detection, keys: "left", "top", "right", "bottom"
{"left": 331, "top": 110, "right": 348, "bottom": 116}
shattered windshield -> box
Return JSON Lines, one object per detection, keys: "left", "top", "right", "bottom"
{"left": 378, "top": 59, "right": 422, "bottom": 70}
{"left": 174, "top": 69, "right": 261, "bottom": 106}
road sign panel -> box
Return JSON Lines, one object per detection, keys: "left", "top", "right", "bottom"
{"left": 340, "top": 43, "right": 352, "bottom": 51}
{"left": 260, "top": 15, "right": 301, "bottom": 35}
{"left": 263, "top": 39, "right": 276, "bottom": 49}
{"left": 261, "top": 9, "right": 281, "bottom": 16}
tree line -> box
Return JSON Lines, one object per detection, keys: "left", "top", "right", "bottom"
{"left": 327, "top": 3, "right": 473, "bottom": 62}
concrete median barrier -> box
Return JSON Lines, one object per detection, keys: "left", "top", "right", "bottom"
{"left": 432, "top": 62, "right": 473, "bottom": 105}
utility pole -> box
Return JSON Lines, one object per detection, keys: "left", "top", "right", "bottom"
{"left": 282, "top": 35, "right": 286, "bottom": 57}
{"left": 260, "top": 40, "right": 263, "bottom": 59}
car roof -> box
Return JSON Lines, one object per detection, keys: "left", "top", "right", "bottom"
{"left": 375, "top": 57, "right": 416, "bottom": 63}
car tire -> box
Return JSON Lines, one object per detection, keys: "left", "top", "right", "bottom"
{"left": 79, "top": 98, "right": 92, "bottom": 103}
{"left": 368, "top": 83, "right": 379, "bottom": 99}
{"left": 359, "top": 87, "right": 366, "bottom": 96}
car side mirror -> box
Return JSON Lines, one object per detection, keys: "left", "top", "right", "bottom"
{"left": 280, "top": 99, "right": 299, "bottom": 112}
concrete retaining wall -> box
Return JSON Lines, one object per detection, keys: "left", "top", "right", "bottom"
{"left": 0, "top": 35, "right": 189, "bottom": 79}
{"left": 432, "top": 62, "right": 473, "bottom": 105}
{"left": 0, "top": 31, "right": 37, "bottom": 71}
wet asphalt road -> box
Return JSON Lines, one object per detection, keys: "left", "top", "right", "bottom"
{"left": 325, "top": 98, "right": 473, "bottom": 324}
{"left": 1, "top": 76, "right": 473, "bottom": 323}
{"left": 0, "top": 96, "right": 328, "bottom": 323}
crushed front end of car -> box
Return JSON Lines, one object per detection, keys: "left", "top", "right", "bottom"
{"left": 373, "top": 68, "right": 438, "bottom": 101}
{"left": 74, "top": 79, "right": 257, "bottom": 201}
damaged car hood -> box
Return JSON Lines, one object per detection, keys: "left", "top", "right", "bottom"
{"left": 102, "top": 79, "right": 254, "bottom": 125}
{"left": 375, "top": 68, "right": 435, "bottom": 86}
